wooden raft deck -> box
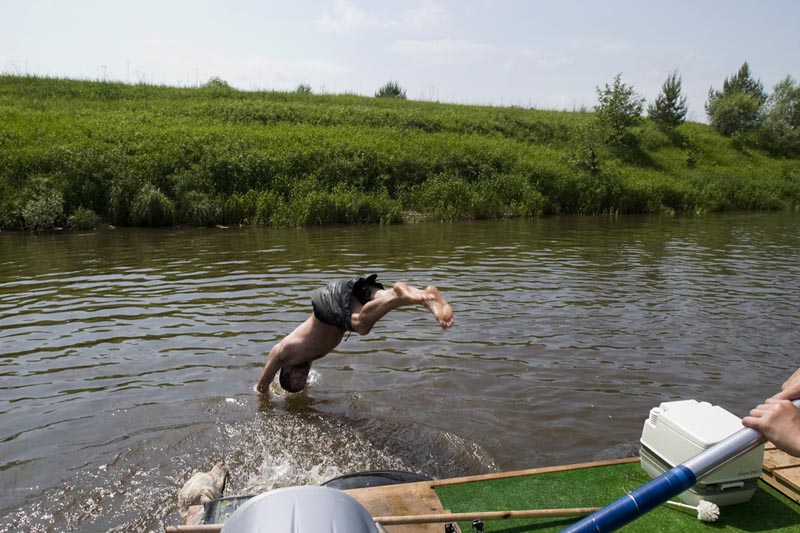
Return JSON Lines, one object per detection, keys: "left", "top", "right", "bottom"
{"left": 762, "top": 442, "right": 800, "bottom": 504}
{"left": 345, "top": 451, "right": 800, "bottom": 533}
{"left": 346, "top": 481, "right": 449, "bottom": 533}
{"left": 345, "top": 458, "right": 638, "bottom": 533}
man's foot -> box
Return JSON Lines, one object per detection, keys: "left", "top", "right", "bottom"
{"left": 392, "top": 282, "right": 432, "bottom": 305}
{"left": 391, "top": 282, "right": 454, "bottom": 328}
{"left": 424, "top": 286, "right": 454, "bottom": 329}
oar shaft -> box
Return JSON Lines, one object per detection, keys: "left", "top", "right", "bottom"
{"left": 683, "top": 425, "right": 765, "bottom": 478}
{"left": 164, "top": 490, "right": 712, "bottom": 533}
{"left": 165, "top": 526, "right": 221, "bottom": 533}
{"left": 374, "top": 507, "right": 600, "bottom": 525}
{"left": 559, "top": 464, "right": 696, "bottom": 533}
{"left": 164, "top": 508, "right": 600, "bottom": 531}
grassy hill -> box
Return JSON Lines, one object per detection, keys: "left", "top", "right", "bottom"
{"left": 0, "top": 75, "right": 798, "bottom": 230}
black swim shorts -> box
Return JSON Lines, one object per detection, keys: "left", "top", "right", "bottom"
{"left": 311, "top": 274, "right": 385, "bottom": 331}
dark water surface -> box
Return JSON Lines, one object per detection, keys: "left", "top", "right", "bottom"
{"left": 1, "top": 212, "right": 799, "bottom": 531}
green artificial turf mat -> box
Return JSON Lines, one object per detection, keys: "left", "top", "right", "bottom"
{"left": 434, "top": 462, "right": 800, "bottom": 532}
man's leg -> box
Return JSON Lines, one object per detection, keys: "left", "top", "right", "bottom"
{"left": 349, "top": 282, "right": 454, "bottom": 335}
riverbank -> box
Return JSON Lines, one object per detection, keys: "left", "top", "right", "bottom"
{"left": 1, "top": 75, "right": 798, "bottom": 230}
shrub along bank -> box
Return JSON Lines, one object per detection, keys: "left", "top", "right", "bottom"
{"left": 0, "top": 75, "right": 798, "bottom": 231}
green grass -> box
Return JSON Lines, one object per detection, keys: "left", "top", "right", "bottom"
{"left": 435, "top": 461, "right": 800, "bottom": 532}
{"left": 0, "top": 75, "right": 798, "bottom": 230}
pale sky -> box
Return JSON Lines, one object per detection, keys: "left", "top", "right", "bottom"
{"left": 3, "top": 0, "right": 799, "bottom": 122}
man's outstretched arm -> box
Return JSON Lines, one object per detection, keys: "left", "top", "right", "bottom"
{"left": 256, "top": 346, "right": 283, "bottom": 393}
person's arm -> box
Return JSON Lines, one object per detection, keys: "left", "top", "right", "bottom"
{"left": 256, "top": 345, "right": 283, "bottom": 394}
{"left": 742, "top": 398, "right": 800, "bottom": 457}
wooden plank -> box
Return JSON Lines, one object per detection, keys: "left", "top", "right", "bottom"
{"left": 761, "top": 474, "right": 800, "bottom": 505}
{"left": 773, "top": 468, "right": 800, "bottom": 493}
{"left": 763, "top": 448, "right": 800, "bottom": 471}
{"left": 760, "top": 446, "right": 800, "bottom": 504}
{"left": 346, "top": 481, "right": 447, "bottom": 533}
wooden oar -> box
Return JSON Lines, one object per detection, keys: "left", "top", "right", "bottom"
{"left": 373, "top": 507, "right": 600, "bottom": 525}
{"left": 165, "top": 526, "right": 222, "bottom": 533}
{"left": 164, "top": 507, "right": 600, "bottom": 532}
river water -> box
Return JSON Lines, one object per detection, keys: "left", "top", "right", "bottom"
{"left": 1, "top": 212, "right": 799, "bottom": 531}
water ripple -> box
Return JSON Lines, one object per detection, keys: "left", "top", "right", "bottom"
{"left": 1, "top": 214, "right": 800, "bottom": 531}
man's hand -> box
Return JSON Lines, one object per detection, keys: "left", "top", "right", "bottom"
{"left": 742, "top": 398, "right": 800, "bottom": 457}
{"left": 773, "top": 367, "right": 800, "bottom": 400}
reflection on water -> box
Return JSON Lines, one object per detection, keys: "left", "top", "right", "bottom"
{"left": 1, "top": 212, "right": 799, "bottom": 531}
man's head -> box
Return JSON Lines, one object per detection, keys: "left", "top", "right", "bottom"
{"left": 279, "top": 362, "right": 311, "bottom": 393}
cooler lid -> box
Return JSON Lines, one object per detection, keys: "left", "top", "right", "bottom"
{"left": 655, "top": 399, "right": 743, "bottom": 448}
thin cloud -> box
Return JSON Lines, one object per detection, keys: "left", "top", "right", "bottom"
{"left": 227, "top": 56, "right": 352, "bottom": 87}
{"left": 401, "top": 1, "right": 450, "bottom": 32}
{"left": 518, "top": 49, "right": 574, "bottom": 69}
{"left": 297, "top": 59, "right": 351, "bottom": 75}
{"left": 569, "top": 39, "right": 632, "bottom": 54}
{"left": 392, "top": 38, "right": 573, "bottom": 69}
{"left": 316, "top": 0, "right": 449, "bottom": 32}
{"left": 134, "top": 38, "right": 350, "bottom": 89}
{"left": 316, "top": 0, "right": 383, "bottom": 31}
{"left": 392, "top": 38, "right": 499, "bottom": 56}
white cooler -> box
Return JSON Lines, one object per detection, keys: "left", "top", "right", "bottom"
{"left": 639, "top": 399, "right": 764, "bottom": 507}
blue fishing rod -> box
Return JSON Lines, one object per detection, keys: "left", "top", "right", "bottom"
{"left": 560, "top": 399, "right": 800, "bottom": 533}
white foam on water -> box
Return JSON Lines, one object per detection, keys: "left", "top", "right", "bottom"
{"left": 219, "top": 412, "right": 408, "bottom": 495}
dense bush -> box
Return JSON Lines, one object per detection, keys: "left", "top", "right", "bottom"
{"left": 375, "top": 81, "right": 406, "bottom": 99}
{"left": 22, "top": 188, "right": 64, "bottom": 231}
{"left": 706, "top": 91, "right": 763, "bottom": 137}
{"left": 0, "top": 75, "right": 798, "bottom": 232}
{"left": 67, "top": 206, "right": 100, "bottom": 230}
{"left": 760, "top": 76, "right": 800, "bottom": 155}
{"left": 595, "top": 74, "right": 645, "bottom": 146}
{"left": 706, "top": 63, "right": 766, "bottom": 136}
{"left": 180, "top": 191, "right": 221, "bottom": 227}
{"left": 131, "top": 183, "right": 175, "bottom": 227}
{"left": 411, "top": 172, "right": 545, "bottom": 221}
{"left": 283, "top": 183, "right": 401, "bottom": 226}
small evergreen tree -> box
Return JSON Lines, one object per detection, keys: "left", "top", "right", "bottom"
{"left": 720, "top": 62, "right": 766, "bottom": 105}
{"left": 595, "top": 73, "right": 645, "bottom": 145}
{"left": 375, "top": 80, "right": 406, "bottom": 99}
{"left": 706, "top": 62, "right": 765, "bottom": 136}
{"left": 648, "top": 70, "right": 688, "bottom": 129}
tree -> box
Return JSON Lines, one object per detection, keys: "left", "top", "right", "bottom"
{"left": 720, "top": 62, "right": 766, "bottom": 105}
{"left": 375, "top": 80, "right": 406, "bottom": 99}
{"left": 648, "top": 70, "right": 688, "bottom": 129}
{"left": 201, "top": 76, "right": 233, "bottom": 90}
{"left": 760, "top": 76, "right": 800, "bottom": 155}
{"left": 595, "top": 73, "right": 645, "bottom": 145}
{"left": 706, "top": 62, "right": 765, "bottom": 136}
{"left": 706, "top": 91, "right": 763, "bottom": 137}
